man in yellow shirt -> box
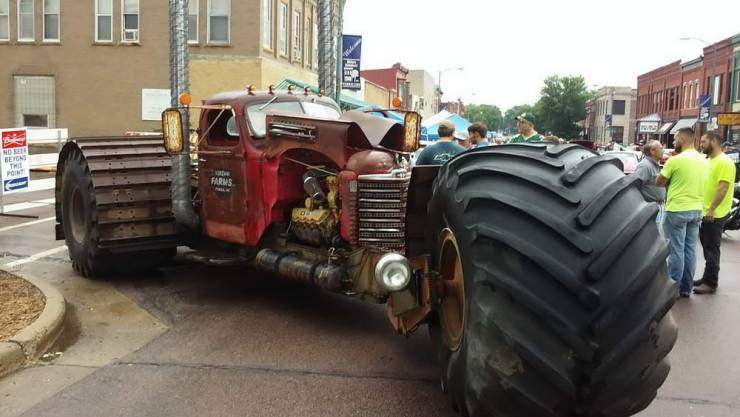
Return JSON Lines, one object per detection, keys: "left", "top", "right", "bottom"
{"left": 694, "top": 132, "right": 737, "bottom": 294}
{"left": 656, "top": 127, "right": 709, "bottom": 298}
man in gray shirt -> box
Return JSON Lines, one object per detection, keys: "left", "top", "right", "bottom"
{"left": 635, "top": 140, "right": 666, "bottom": 204}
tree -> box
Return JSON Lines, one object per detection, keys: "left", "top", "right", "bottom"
{"left": 503, "top": 104, "right": 537, "bottom": 134}
{"left": 463, "top": 104, "right": 503, "bottom": 133}
{"left": 534, "top": 75, "right": 589, "bottom": 139}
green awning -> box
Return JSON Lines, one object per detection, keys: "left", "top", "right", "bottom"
{"left": 274, "top": 78, "right": 370, "bottom": 110}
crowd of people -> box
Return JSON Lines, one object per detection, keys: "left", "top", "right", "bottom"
{"left": 417, "top": 117, "right": 737, "bottom": 299}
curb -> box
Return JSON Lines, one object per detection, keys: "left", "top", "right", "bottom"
{"left": 0, "top": 268, "right": 66, "bottom": 378}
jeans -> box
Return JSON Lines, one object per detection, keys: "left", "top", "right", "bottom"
{"left": 663, "top": 210, "right": 702, "bottom": 294}
{"left": 699, "top": 215, "right": 728, "bottom": 288}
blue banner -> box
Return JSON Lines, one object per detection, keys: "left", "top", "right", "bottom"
{"left": 699, "top": 94, "right": 711, "bottom": 123}
{"left": 341, "top": 35, "right": 362, "bottom": 90}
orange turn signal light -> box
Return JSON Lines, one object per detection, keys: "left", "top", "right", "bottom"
{"left": 392, "top": 97, "right": 402, "bottom": 108}
{"left": 178, "top": 92, "right": 192, "bottom": 106}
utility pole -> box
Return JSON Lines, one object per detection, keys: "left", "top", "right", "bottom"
{"left": 334, "top": 0, "right": 345, "bottom": 103}
{"left": 317, "top": 0, "right": 336, "bottom": 101}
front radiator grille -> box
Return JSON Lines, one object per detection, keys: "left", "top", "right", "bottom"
{"left": 356, "top": 173, "right": 409, "bottom": 252}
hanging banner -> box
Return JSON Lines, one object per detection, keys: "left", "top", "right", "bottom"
{"left": 1, "top": 128, "right": 30, "bottom": 194}
{"left": 341, "top": 35, "right": 362, "bottom": 90}
{"left": 698, "top": 94, "right": 711, "bottom": 123}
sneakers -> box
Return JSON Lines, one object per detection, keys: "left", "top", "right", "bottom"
{"left": 693, "top": 279, "right": 703, "bottom": 287}
{"left": 679, "top": 292, "right": 691, "bottom": 298}
{"left": 693, "top": 283, "right": 717, "bottom": 295}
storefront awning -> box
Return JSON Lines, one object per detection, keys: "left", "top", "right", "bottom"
{"left": 638, "top": 113, "right": 661, "bottom": 123}
{"left": 669, "top": 118, "right": 697, "bottom": 135}
{"left": 656, "top": 122, "right": 675, "bottom": 135}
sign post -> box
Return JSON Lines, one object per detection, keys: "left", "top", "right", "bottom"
{"left": 0, "top": 128, "right": 35, "bottom": 218}
{"left": 341, "top": 35, "right": 362, "bottom": 91}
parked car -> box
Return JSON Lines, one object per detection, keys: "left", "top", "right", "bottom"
{"left": 604, "top": 150, "right": 641, "bottom": 174}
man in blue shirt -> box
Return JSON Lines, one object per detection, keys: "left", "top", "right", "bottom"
{"left": 416, "top": 120, "right": 466, "bottom": 165}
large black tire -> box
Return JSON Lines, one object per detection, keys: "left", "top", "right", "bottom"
{"left": 60, "top": 149, "right": 175, "bottom": 278}
{"left": 428, "top": 144, "right": 677, "bottom": 417}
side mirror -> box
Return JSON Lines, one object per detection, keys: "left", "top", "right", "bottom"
{"left": 402, "top": 111, "right": 421, "bottom": 153}
{"left": 162, "top": 108, "right": 184, "bottom": 155}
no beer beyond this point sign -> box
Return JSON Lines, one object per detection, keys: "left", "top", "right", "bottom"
{"left": 1, "top": 128, "right": 30, "bottom": 194}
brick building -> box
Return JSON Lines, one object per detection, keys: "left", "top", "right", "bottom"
{"left": 636, "top": 35, "right": 736, "bottom": 147}
{"left": 0, "top": 0, "right": 332, "bottom": 136}
{"left": 360, "top": 62, "right": 410, "bottom": 110}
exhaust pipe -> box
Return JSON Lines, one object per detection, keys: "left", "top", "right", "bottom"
{"left": 169, "top": 0, "right": 199, "bottom": 231}
{"left": 254, "top": 249, "right": 346, "bottom": 293}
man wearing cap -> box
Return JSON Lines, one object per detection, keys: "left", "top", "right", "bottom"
{"left": 509, "top": 112, "right": 543, "bottom": 144}
{"left": 415, "top": 120, "right": 466, "bottom": 166}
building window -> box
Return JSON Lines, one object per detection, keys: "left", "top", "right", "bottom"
{"left": 95, "top": 0, "right": 112, "bottom": 42}
{"left": 735, "top": 70, "right": 740, "bottom": 102}
{"left": 292, "top": 10, "right": 301, "bottom": 61}
{"left": 712, "top": 75, "right": 721, "bottom": 105}
{"left": 612, "top": 99, "right": 625, "bottom": 115}
{"left": 611, "top": 126, "right": 624, "bottom": 142}
{"left": 121, "top": 0, "right": 139, "bottom": 43}
{"left": 278, "top": 2, "right": 287, "bottom": 56}
{"left": 312, "top": 16, "right": 318, "bottom": 68}
{"left": 305, "top": 16, "right": 311, "bottom": 64}
{"left": 14, "top": 75, "right": 56, "bottom": 128}
{"left": 207, "top": 0, "right": 229, "bottom": 44}
{"left": 262, "top": 0, "right": 271, "bottom": 49}
{"left": 0, "top": 0, "right": 9, "bottom": 41}
{"left": 188, "top": 0, "right": 198, "bottom": 44}
{"left": 18, "top": 0, "right": 33, "bottom": 41}
{"left": 43, "top": 0, "right": 60, "bottom": 41}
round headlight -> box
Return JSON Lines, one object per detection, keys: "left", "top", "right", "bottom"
{"left": 374, "top": 253, "right": 411, "bottom": 292}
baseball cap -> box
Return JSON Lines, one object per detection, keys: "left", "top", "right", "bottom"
{"left": 515, "top": 112, "right": 536, "bottom": 124}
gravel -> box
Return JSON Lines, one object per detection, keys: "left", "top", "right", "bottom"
{"left": 0, "top": 271, "right": 45, "bottom": 341}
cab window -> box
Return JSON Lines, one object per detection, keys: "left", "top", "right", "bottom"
{"left": 302, "top": 102, "right": 341, "bottom": 119}
{"left": 246, "top": 101, "right": 304, "bottom": 138}
{"left": 204, "top": 109, "right": 239, "bottom": 146}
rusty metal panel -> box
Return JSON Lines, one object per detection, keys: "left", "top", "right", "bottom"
{"left": 87, "top": 158, "right": 172, "bottom": 172}
{"left": 95, "top": 186, "right": 172, "bottom": 206}
{"left": 91, "top": 170, "right": 172, "bottom": 188}
{"left": 82, "top": 147, "right": 167, "bottom": 158}
{"left": 96, "top": 204, "right": 173, "bottom": 224}
{"left": 98, "top": 220, "right": 177, "bottom": 241}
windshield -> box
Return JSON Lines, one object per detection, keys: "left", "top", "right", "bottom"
{"left": 302, "top": 102, "right": 341, "bottom": 119}
{"left": 246, "top": 101, "right": 304, "bottom": 137}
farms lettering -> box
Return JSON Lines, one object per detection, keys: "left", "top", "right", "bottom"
{"left": 210, "top": 169, "right": 234, "bottom": 195}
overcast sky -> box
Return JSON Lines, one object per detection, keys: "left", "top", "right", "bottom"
{"left": 343, "top": 0, "right": 740, "bottom": 111}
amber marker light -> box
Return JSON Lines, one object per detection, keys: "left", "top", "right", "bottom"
{"left": 178, "top": 92, "right": 192, "bottom": 106}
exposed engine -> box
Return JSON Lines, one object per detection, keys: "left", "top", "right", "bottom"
{"left": 290, "top": 171, "right": 340, "bottom": 246}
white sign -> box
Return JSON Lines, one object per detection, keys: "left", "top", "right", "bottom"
{"left": 1, "top": 128, "right": 30, "bottom": 194}
{"left": 639, "top": 121, "right": 659, "bottom": 133}
{"left": 141, "top": 89, "right": 172, "bottom": 121}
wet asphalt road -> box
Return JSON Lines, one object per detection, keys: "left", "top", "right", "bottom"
{"left": 1, "top": 184, "right": 740, "bottom": 417}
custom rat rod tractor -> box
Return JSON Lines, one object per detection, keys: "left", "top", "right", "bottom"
{"left": 55, "top": 88, "right": 677, "bottom": 417}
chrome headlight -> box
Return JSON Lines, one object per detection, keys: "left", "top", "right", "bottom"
{"left": 374, "top": 253, "right": 411, "bottom": 292}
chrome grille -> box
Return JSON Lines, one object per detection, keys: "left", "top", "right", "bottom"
{"left": 357, "top": 172, "right": 409, "bottom": 252}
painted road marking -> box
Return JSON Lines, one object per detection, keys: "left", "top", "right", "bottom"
{"left": 0, "top": 216, "right": 55, "bottom": 233}
{"left": 1, "top": 198, "right": 56, "bottom": 213}
{"left": 4, "top": 245, "right": 68, "bottom": 268}
{"left": 28, "top": 178, "right": 56, "bottom": 192}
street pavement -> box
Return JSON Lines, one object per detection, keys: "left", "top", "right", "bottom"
{"left": 1, "top": 182, "right": 739, "bottom": 417}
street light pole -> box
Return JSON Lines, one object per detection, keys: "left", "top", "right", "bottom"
{"left": 681, "top": 37, "right": 717, "bottom": 127}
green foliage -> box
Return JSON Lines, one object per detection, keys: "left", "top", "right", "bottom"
{"left": 503, "top": 75, "right": 589, "bottom": 138}
{"left": 463, "top": 104, "right": 503, "bottom": 132}
{"left": 534, "top": 75, "right": 589, "bottom": 139}
{"left": 503, "top": 104, "right": 536, "bottom": 134}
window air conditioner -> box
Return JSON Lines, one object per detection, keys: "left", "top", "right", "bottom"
{"left": 123, "top": 29, "right": 139, "bottom": 42}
